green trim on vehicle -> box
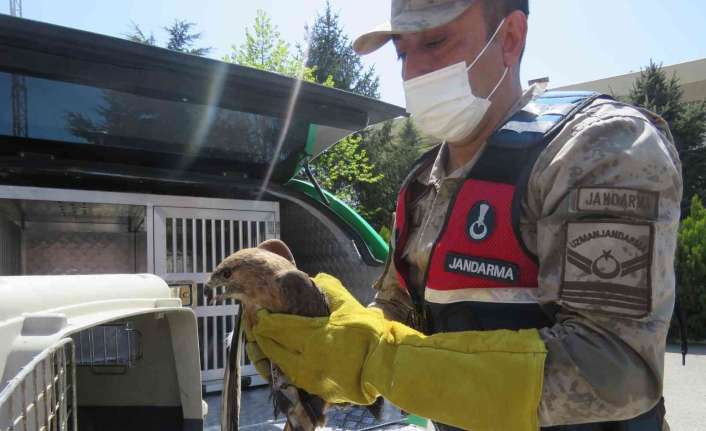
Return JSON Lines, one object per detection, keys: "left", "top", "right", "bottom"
{"left": 406, "top": 414, "right": 430, "bottom": 428}
{"left": 284, "top": 179, "right": 389, "bottom": 263}
{"left": 305, "top": 124, "right": 318, "bottom": 156}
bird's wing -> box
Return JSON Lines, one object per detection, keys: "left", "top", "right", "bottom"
{"left": 273, "top": 270, "right": 329, "bottom": 317}
{"left": 221, "top": 309, "right": 244, "bottom": 431}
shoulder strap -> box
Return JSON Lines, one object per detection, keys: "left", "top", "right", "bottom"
{"left": 473, "top": 91, "right": 609, "bottom": 263}
{"left": 470, "top": 91, "right": 606, "bottom": 184}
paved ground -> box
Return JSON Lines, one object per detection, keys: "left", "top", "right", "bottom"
{"left": 204, "top": 344, "right": 706, "bottom": 431}
{"left": 663, "top": 343, "right": 706, "bottom": 431}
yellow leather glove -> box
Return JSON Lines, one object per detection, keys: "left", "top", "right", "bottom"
{"left": 253, "top": 273, "right": 548, "bottom": 431}
{"left": 243, "top": 316, "right": 271, "bottom": 380}
{"left": 245, "top": 338, "right": 271, "bottom": 379}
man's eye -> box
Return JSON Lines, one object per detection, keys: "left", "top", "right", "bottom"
{"left": 426, "top": 37, "right": 446, "bottom": 48}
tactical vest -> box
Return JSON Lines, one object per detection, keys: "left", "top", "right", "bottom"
{"left": 393, "top": 91, "right": 602, "bottom": 334}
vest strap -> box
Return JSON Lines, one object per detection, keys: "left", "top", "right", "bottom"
{"left": 425, "top": 286, "right": 539, "bottom": 304}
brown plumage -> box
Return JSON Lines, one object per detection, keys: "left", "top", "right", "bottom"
{"left": 206, "top": 239, "right": 381, "bottom": 431}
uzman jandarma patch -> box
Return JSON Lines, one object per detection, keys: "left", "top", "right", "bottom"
{"left": 561, "top": 221, "right": 653, "bottom": 318}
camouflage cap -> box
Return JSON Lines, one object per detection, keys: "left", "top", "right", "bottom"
{"left": 353, "top": 0, "right": 475, "bottom": 55}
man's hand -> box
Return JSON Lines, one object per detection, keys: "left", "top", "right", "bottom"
{"left": 253, "top": 273, "right": 387, "bottom": 404}
{"left": 244, "top": 337, "right": 271, "bottom": 380}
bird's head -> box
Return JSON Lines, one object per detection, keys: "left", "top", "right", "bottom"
{"left": 205, "top": 239, "right": 297, "bottom": 304}
{"left": 205, "top": 261, "right": 239, "bottom": 300}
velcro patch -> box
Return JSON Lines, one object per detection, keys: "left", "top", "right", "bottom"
{"left": 445, "top": 253, "right": 518, "bottom": 284}
{"left": 561, "top": 221, "right": 653, "bottom": 317}
{"left": 575, "top": 187, "right": 659, "bottom": 219}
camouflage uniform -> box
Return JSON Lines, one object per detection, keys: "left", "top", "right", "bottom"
{"left": 369, "top": 86, "right": 682, "bottom": 427}
{"left": 355, "top": 0, "right": 682, "bottom": 427}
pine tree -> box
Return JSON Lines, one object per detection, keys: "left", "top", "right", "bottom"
{"left": 355, "top": 118, "right": 427, "bottom": 231}
{"left": 628, "top": 61, "right": 683, "bottom": 126}
{"left": 675, "top": 196, "right": 706, "bottom": 340}
{"left": 164, "top": 20, "right": 212, "bottom": 56}
{"left": 627, "top": 60, "right": 706, "bottom": 209}
{"left": 305, "top": 0, "right": 380, "bottom": 98}
{"left": 126, "top": 21, "right": 156, "bottom": 46}
{"left": 126, "top": 20, "right": 211, "bottom": 56}
{"left": 354, "top": 121, "right": 395, "bottom": 227}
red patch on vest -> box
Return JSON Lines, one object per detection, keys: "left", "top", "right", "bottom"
{"left": 425, "top": 179, "right": 539, "bottom": 291}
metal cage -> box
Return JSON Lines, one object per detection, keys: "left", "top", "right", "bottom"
{"left": 0, "top": 338, "right": 77, "bottom": 431}
{"left": 72, "top": 323, "right": 142, "bottom": 373}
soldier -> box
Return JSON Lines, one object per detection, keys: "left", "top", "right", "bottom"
{"left": 251, "top": 1, "right": 682, "bottom": 430}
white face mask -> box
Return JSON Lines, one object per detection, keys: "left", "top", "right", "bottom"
{"left": 403, "top": 18, "right": 508, "bottom": 143}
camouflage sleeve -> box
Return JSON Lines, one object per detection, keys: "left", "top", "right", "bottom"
{"left": 367, "top": 228, "right": 422, "bottom": 330}
{"left": 524, "top": 99, "right": 682, "bottom": 426}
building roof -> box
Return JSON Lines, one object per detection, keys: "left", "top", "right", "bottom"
{"left": 553, "top": 58, "right": 706, "bottom": 103}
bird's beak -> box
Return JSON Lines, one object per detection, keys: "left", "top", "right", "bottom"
{"left": 206, "top": 276, "right": 241, "bottom": 305}
{"left": 205, "top": 279, "right": 222, "bottom": 305}
{"left": 209, "top": 293, "right": 225, "bottom": 305}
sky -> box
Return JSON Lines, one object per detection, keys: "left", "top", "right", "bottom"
{"left": 3, "top": 0, "right": 705, "bottom": 107}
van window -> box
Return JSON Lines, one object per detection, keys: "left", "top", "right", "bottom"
{"left": 0, "top": 72, "right": 309, "bottom": 166}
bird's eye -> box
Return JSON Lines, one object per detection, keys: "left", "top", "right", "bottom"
{"left": 221, "top": 268, "right": 232, "bottom": 279}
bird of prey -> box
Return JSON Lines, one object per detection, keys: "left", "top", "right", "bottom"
{"left": 206, "top": 239, "right": 381, "bottom": 431}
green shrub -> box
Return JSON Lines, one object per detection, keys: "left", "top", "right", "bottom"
{"left": 674, "top": 195, "right": 706, "bottom": 341}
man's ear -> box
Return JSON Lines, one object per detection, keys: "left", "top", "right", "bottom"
{"left": 257, "top": 239, "right": 296, "bottom": 266}
{"left": 501, "top": 10, "right": 528, "bottom": 69}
